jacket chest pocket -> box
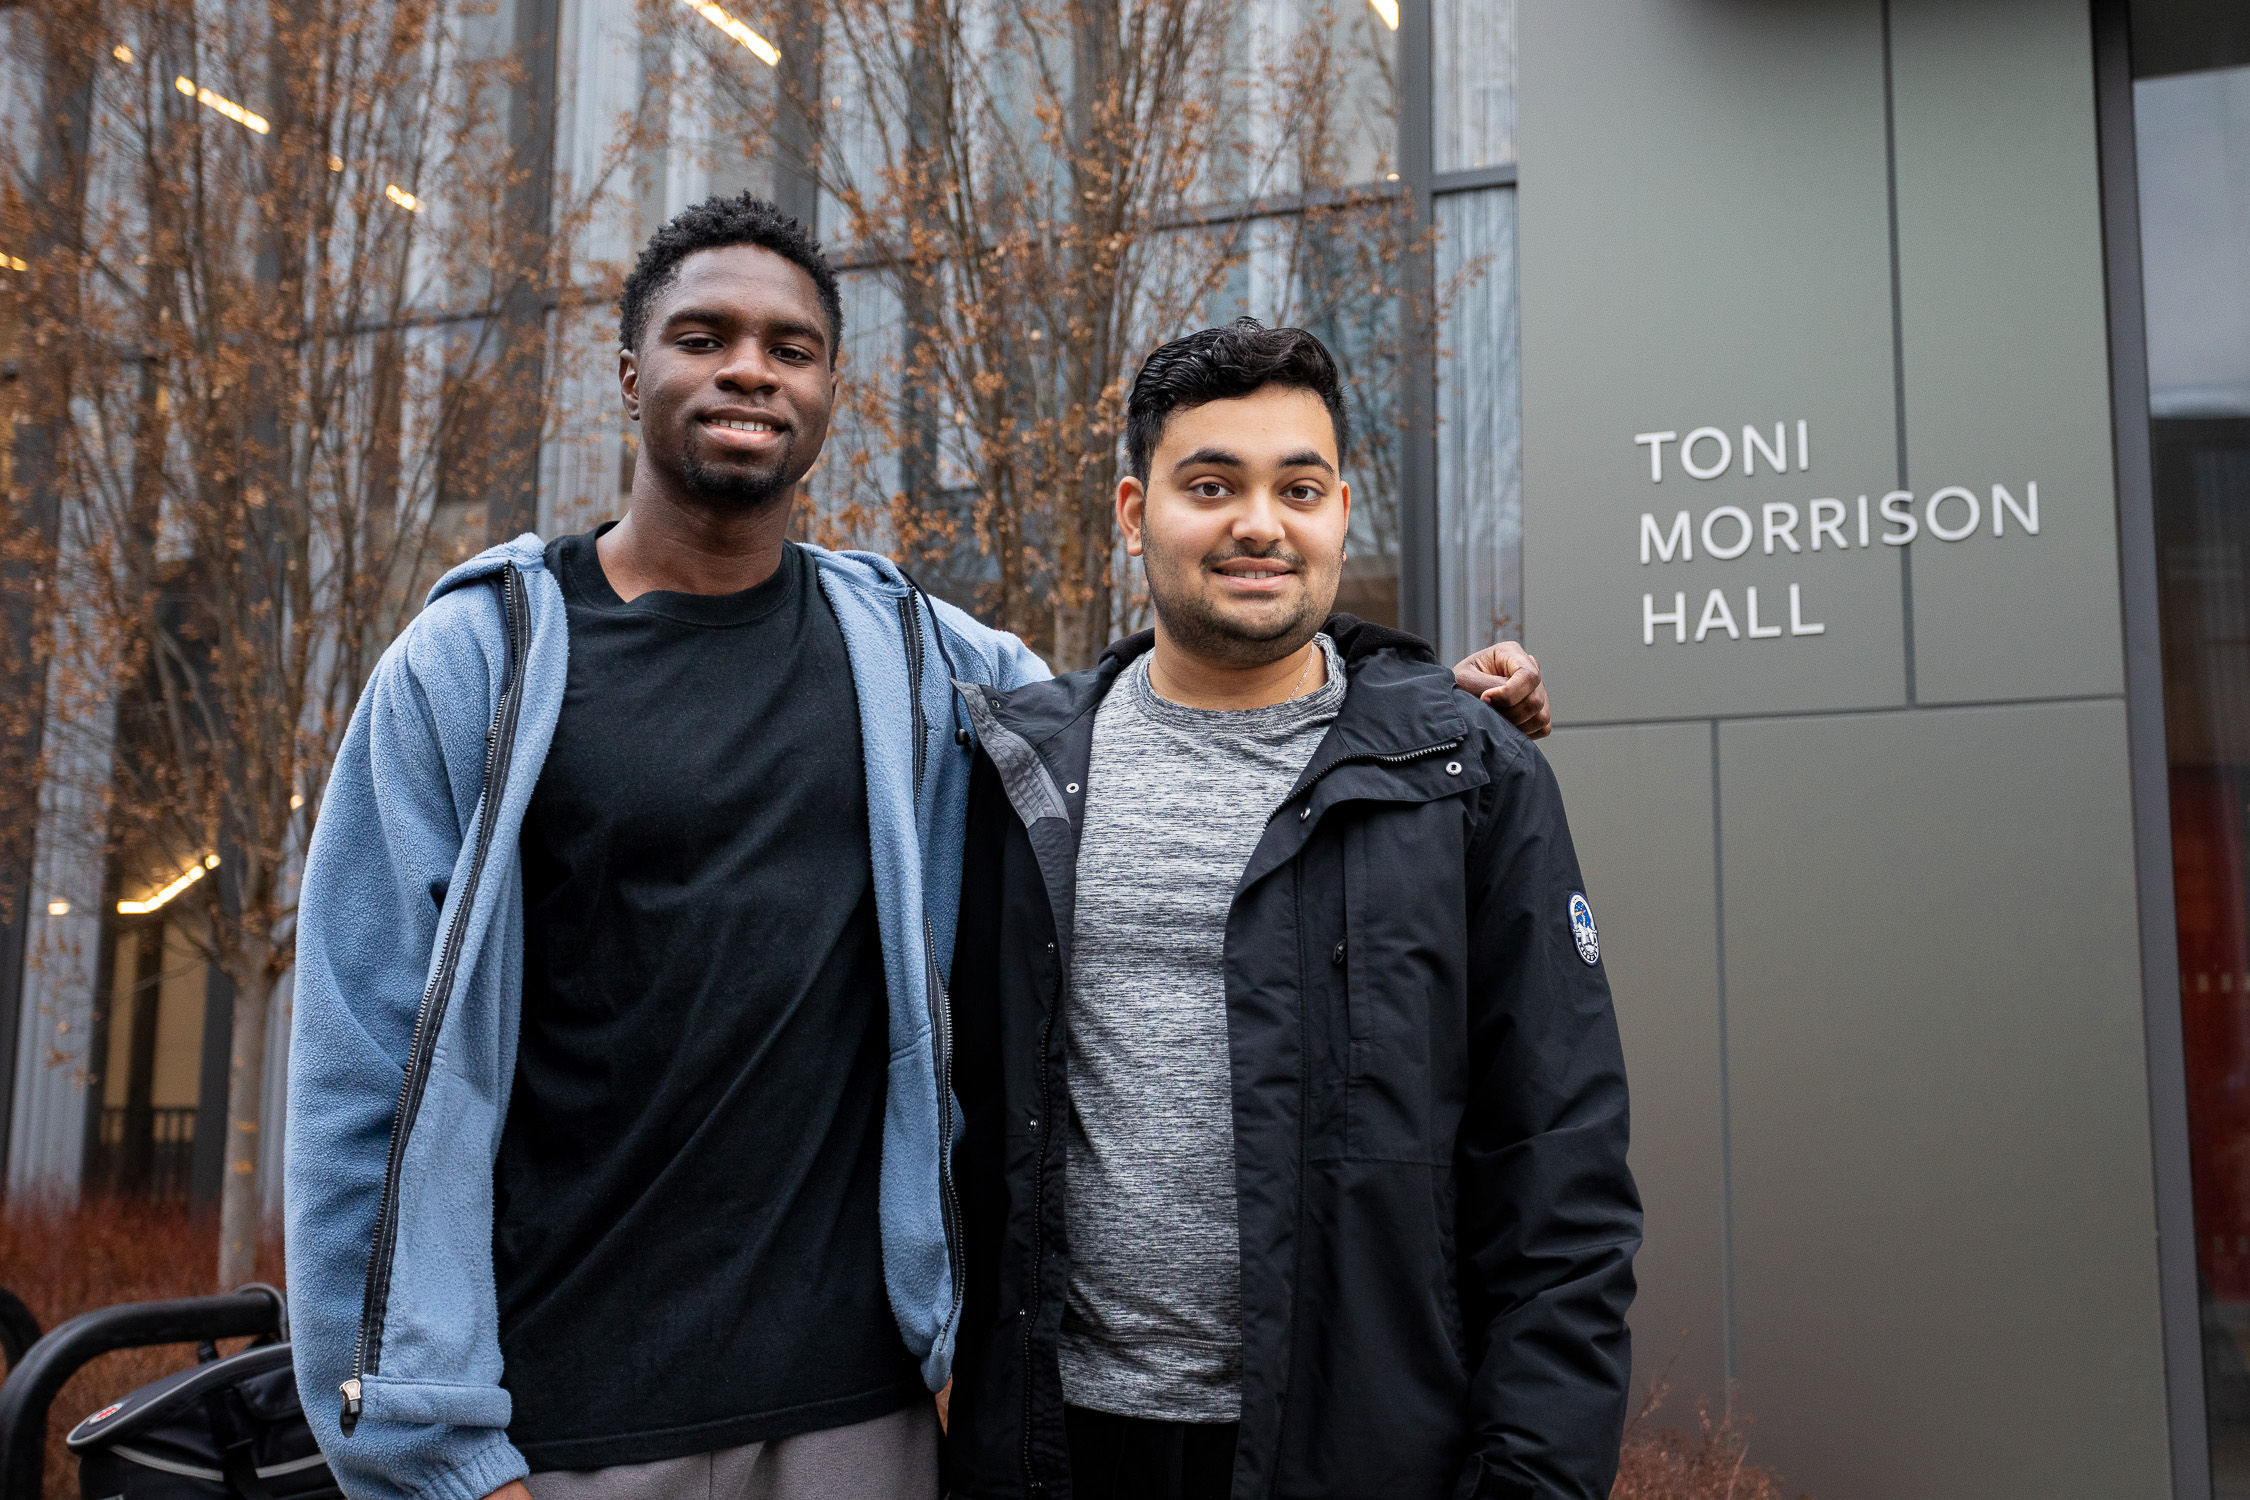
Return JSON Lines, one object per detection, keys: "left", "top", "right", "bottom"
{"left": 1336, "top": 806, "right": 1471, "bottom": 1165}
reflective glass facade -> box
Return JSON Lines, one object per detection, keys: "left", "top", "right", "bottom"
{"left": 2138, "top": 25, "right": 2250, "bottom": 1496}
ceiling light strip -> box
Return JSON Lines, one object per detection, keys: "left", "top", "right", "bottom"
{"left": 118, "top": 854, "right": 220, "bottom": 915}
{"left": 176, "top": 75, "right": 270, "bottom": 134}
{"left": 681, "top": 0, "right": 780, "bottom": 65}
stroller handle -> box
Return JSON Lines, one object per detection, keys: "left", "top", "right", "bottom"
{"left": 0, "top": 1287, "right": 284, "bottom": 1500}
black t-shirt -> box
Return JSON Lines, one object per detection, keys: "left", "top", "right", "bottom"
{"left": 494, "top": 529, "right": 920, "bottom": 1471}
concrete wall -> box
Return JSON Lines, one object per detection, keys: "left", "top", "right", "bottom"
{"left": 1517, "top": 1, "right": 2174, "bottom": 1494}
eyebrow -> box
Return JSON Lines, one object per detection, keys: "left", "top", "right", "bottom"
{"left": 1171, "top": 445, "right": 1244, "bottom": 474}
{"left": 1168, "top": 444, "right": 1336, "bottom": 477}
{"left": 662, "top": 306, "right": 737, "bottom": 331}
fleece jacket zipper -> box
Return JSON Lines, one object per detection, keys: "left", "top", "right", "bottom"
{"left": 341, "top": 563, "right": 529, "bottom": 1435}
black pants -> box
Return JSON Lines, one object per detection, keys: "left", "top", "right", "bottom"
{"left": 1064, "top": 1405, "right": 1238, "bottom": 1500}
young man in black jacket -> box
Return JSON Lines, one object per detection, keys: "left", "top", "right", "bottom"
{"left": 943, "top": 320, "right": 1641, "bottom": 1500}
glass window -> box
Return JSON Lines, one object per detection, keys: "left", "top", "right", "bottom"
{"left": 1434, "top": 0, "right": 1518, "bottom": 173}
{"left": 1217, "top": 0, "right": 1400, "bottom": 201}
{"left": 1435, "top": 186, "right": 1521, "bottom": 661}
{"left": 2138, "top": 57, "right": 2250, "bottom": 1499}
{"left": 2140, "top": 67, "right": 2250, "bottom": 417}
{"left": 87, "top": 919, "right": 207, "bottom": 1203}
{"left": 803, "top": 269, "right": 905, "bottom": 553}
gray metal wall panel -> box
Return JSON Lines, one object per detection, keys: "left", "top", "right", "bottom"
{"left": 1518, "top": 0, "right": 1907, "bottom": 723}
{"left": 1720, "top": 701, "right": 2167, "bottom": 1500}
{"left": 1515, "top": 0, "right": 2176, "bottom": 1486}
{"left": 1889, "top": 0, "right": 2128, "bottom": 705}
{"left": 1543, "top": 722, "right": 1729, "bottom": 1417}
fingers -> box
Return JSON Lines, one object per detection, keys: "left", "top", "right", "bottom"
{"left": 1487, "top": 685, "right": 1552, "bottom": 738}
{"left": 1489, "top": 696, "right": 1551, "bottom": 737}
{"left": 1482, "top": 648, "right": 1550, "bottom": 739}
{"left": 1451, "top": 642, "right": 1551, "bottom": 738}
{"left": 1484, "top": 680, "right": 1552, "bottom": 736}
{"left": 1451, "top": 643, "right": 1510, "bottom": 680}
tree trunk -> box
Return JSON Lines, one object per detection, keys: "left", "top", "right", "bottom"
{"left": 216, "top": 954, "right": 274, "bottom": 1288}
{"left": 898, "top": 0, "right": 947, "bottom": 552}
{"left": 488, "top": 0, "right": 561, "bottom": 543}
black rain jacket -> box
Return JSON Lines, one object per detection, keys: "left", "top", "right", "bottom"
{"left": 941, "top": 618, "right": 1641, "bottom": 1500}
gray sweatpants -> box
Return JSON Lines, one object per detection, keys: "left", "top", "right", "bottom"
{"left": 520, "top": 1403, "right": 939, "bottom": 1500}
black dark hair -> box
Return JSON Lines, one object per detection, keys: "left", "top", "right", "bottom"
{"left": 1123, "top": 318, "right": 1350, "bottom": 482}
{"left": 617, "top": 193, "right": 844, "bottom": 357}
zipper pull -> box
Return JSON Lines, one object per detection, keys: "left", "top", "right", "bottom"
{"left": 339, "top": 1378, "right": 362, "bottom": 1435}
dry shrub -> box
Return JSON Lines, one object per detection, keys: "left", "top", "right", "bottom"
{"left": 0, "top": 1199, "right": 282, "bottom": 1500}
{"left": 2, "top": 1203, "right": 1804, "bottom": 1500}
{"left": 1613, "top": 1379, "right": 1805, "bottom": 1500}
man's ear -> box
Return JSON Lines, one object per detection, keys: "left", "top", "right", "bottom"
{"left": 619, "top": 346, "right": 640, "bottom": 420}
{"left": 1117, "top": 475, "right": 1148, "bottom": 558}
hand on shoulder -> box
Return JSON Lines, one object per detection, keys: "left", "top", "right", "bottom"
{"left": 1452, "top": 640, "right": 1550, "bottom": 739}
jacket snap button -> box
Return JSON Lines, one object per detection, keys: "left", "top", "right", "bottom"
{"left": 1300, "top": 806, "right": 1311, "bottom": 820}
{"left": 1066, "top": 783, "right": 1079, "bottom": 794}
{"left": 1446, "top": 761, "right": 1463, "bottom": 775}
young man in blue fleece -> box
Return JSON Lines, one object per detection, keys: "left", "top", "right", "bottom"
{"left": 285, "top": 193, "right": 1553, "bottom": 1500}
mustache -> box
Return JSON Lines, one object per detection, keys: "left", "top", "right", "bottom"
{"left": 1202, "top": 540, "right": 1309, "bottom": 570}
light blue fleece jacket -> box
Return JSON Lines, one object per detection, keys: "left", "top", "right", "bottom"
{"left": 284, "top": 534, "right": 1048, "bottom": 1500}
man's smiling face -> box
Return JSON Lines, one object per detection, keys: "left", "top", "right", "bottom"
{"left": 1123, "top": 384, "right": 1351, "bottom": 668}
{"left": 619, "top": 242, "right": 837, "bottom": 509}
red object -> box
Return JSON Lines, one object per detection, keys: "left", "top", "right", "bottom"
{"left": 2175, "top": 767, "right": 2250, "bottom": 1300}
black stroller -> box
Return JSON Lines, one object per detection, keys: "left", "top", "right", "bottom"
{"left": 0, "top": 1284, "right": 337, "bottom": 1500}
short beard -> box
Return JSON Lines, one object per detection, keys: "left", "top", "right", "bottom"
{"left": 677, "top": 438, "right": 802, "bottom": 510}
{"left": 1147, "top": 535, "right": 1326, "bottom": 669}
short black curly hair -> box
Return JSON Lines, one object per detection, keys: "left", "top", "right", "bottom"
{"left": 1123, "top": 318, "right": 1349, "bottom": 482}
{"left": 617, "top": 193, "right": 844, "bottom": 357}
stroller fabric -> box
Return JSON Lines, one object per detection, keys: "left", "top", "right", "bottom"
{"left": 67, "top": 1341, "right": 338, "bottom": 1500}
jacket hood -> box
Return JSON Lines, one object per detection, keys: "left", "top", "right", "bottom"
{"left": 426, "top": 533, "right": 551, "bottom": 607}
{"left": 810, "top": 543, "right": 918, "bottom": 597}
{"left": 968, "top": 612, "right": 1467, "bottom": 768}
{"left": 425, "top": 533, "right": 920, "bottom": 608}
{"left": 1096, "top": 612, "right": 1438, "bottom": 670}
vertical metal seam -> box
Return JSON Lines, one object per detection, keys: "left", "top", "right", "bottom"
{"left": 1881, "top": 0, "right": 1916, "bottom": 706}
{"left": 1399, "top": 0, "right": 1440, "bottom": 647}
{"left": 1712, "top": 717, "right": 1738, "bottom": 1389}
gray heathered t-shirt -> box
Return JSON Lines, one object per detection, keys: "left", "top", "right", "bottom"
{"left": 1059, "top": 635, "right": 1346, "bottom": 1422}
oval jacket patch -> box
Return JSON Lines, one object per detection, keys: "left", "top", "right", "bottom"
{"left": 1569, "top": 892, "right": 1600, "bottom": 966}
